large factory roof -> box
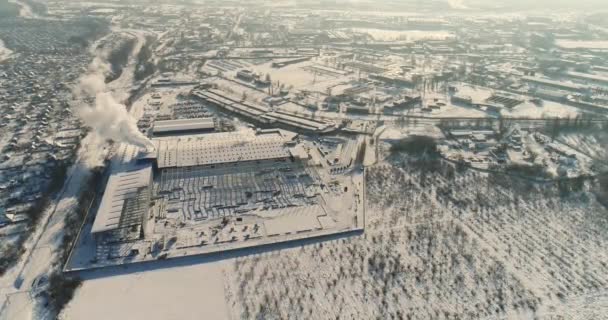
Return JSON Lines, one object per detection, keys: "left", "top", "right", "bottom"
{"left": 153, "top": 130, "right": 294, "bottom": 168}
{"left": 91, "top": 165, "right": 153, "bottom": 234}
{"left": 152, "top": 117, "right": 215, "bottom": 135}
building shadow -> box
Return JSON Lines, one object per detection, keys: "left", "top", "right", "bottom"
{"left": 73, "top": 228, "right": 363, "bottom": 281}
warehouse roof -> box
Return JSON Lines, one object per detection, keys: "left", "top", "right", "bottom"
{"left": 91, "top": 165, "right": 152, "bottom": 234}
{"left": 152, "top": 118, "right": 215, "bottom": 135}
{"left": 153, "top": 130, "right": 293, "bottom": 168}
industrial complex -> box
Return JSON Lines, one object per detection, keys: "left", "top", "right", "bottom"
{"left": 2, "top": 1, "right": 608, "bottom": 319}
{"left": 66, "top": 127, "right": 364, "bottom": 270}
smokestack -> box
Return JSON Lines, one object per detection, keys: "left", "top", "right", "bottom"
{"left": 73, "top": 54, "right": 154, "bottom": 151}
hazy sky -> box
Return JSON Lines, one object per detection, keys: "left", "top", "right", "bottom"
{"left": 451, "top": 0, "right": 608, "bottom": 10}
{"left": 332, "top": 0, "right": 608, "bottom": 10}
{"left": 471, "top": 0, "right": 608, "bottom": 7}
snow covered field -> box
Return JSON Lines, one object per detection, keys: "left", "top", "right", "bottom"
{"left": 244, "top": 58, "right": 356, "bottom": 91}
{"left": 558, "top": 131, "right": 608, "bottom": 162}
{"left": 223, "top": 152, "right": 608, "bottom": 319}
{"left": 58, "top": 113, "right": 607, "bottom": 320}
{"left": 453, "top": 84, "right": 582, "bottom": 118}
{"left": 62, "top": 262, "right": 229, "bottom": 320}
{"left": 0, "top": 39, "right": 12, "bottom": 62}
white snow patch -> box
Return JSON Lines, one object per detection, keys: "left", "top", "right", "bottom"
{"left": 61, "top": 263, "right": 229, "bottom": 320}
{"left": 0, "top": 39, "right": 12, "bottom": 62}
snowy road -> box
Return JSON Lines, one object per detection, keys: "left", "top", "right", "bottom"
{"left": 0, "top": 149, "right": 94, "bottom": 320}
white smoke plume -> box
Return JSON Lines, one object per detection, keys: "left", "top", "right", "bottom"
{"left": 73, "top": 55, "right": 154, "bottom": 151}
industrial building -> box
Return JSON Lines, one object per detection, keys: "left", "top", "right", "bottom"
{"left": 236, "top": 69, "right": 255, "bottom": 82}
{"left": 91, "top": 165, "right": 153, "bottom": 244}
{"left": 73, "top": 120, "right": 364, "bottom": 270}
{"left": 152, "top": 117, "right": 215, "bottom": 137}
{"left": 152, "top": 129, "right": 296, "bottom": 168}
{"left": 191, "top": 89, "right": 337, "bottom": 133}
{"left": 91, "top": 128, "right": 302, "bottom": 247}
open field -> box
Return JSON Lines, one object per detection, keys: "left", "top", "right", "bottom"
{"left": 224, "top": 153, "right": 608, "bottom": 319}
{"left": 62, "top": 262, "right": 229, "bottom": 320}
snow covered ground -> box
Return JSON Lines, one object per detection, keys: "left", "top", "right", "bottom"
{"left": 556, "top": 40, "right": 608, "bottom": 50}
{"left": 453, "top": 84, "right": 582, "bottom": 118}
{"left": 61, "top": 262, "right": 229, "bottom": 320}
{"left": 349, "top": 28, "right": 456, "bottom": 42}
{"left": 0, "top": 39, "right": 12, "bottom": 62}
{"left": 240, "top": 58, "right": 357, "bottom": 92}
{"left": 223, "top": 153, "right": 608, "bottom": 319}
{"left": 558, "top": 132, "right": 608, "bottom": 162}
{"left": 506, "top": 100, "right": 581, "bottom": 119}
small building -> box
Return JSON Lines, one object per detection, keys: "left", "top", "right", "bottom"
{"left": 471, "top": 134, "right": 487, "bottom": 142}
{"left": 346, "top": 103, "right": 371, "bottom": 114}
{"left": 451, "top": 94, "right": 473, "bottom": 106}
{"left": 391, "top": 95, "right": 421, "bottom": 110}
{"left": 449, "top": 130, "right": 473, "bottom": 139}
{"left": 236, "top": 70, "right": 255, "bottom": 82}
{"left": 254, "top": 78, "right": 271, "bottom": 87}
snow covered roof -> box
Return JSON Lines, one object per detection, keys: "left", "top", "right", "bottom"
{"left": 152, "top": 117, "right": 215, "bottom": 135}
{"left": 153, "top": 130, "right": 292, "bottom": 168}
{"left": 92, "top": 165, "right": 152, "bottom": 234}
{"left": 450, "top": 130, "right": 472, "bottom": 137}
